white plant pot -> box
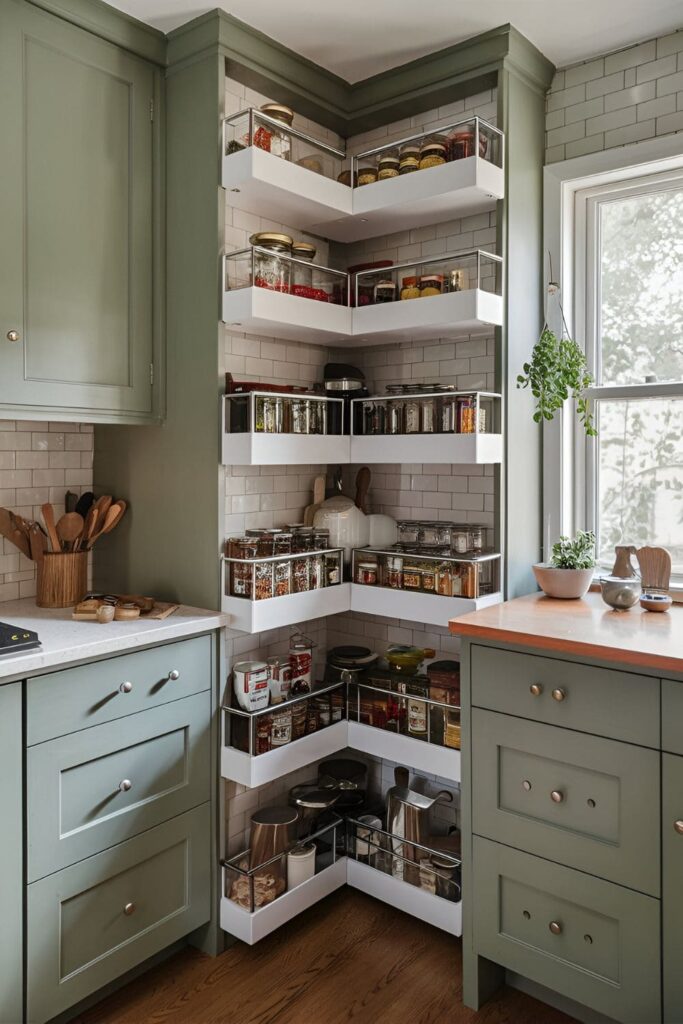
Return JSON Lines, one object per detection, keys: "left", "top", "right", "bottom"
{"left": 532, "top": 564, "right": 594, "bottom": 600}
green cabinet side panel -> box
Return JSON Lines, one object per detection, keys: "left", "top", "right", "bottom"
{"left": 0, "top": 0, "right": 157, "bottom": 421}
{"left": 663, "top": 753, "right": 683, "bottom": 1022}
{"left": 662, "top": 679, "right": 683, "bottom": 756}
{"left": 0, "top": 682, "right": 23, "bottom": 1024}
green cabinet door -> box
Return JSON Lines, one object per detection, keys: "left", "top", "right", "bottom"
{"left": 0, "top": 682, "right": 22, "bottom": 1024}
{"left": 0, "top": 0, "right": 158, "bottom": 421}
{"left": 663, "top": 753, "right": 683, "bottom": 1022}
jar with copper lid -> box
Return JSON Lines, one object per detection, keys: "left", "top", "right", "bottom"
{"left": 255, "top": 103, "right": 293, "bottom": 160}
{"left": 399, "top": 144, "right": 420, "bottom": 174}
{"left": 249, "top": 232, "right": 293, "bottom": 293}
{"left": 400, "top": 276, "right": 420, "bottom": 300}
{"left": 420, "top": 275, "right": 444, "bottom": 298}
{"left": 291, "top": 241, "right": 316, "bottom": 299}
{"left": 419, "top": 141, "right": 447, "bottom": 170}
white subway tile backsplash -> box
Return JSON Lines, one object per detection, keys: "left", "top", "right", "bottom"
{"left": 604, "top": 40, "right": 657, "bottom": 75}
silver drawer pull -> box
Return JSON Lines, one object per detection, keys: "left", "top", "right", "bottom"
{"left": 168, "top": 669, "right": 180, "bottom": 681}
{"left": 552, "top": 688, "right": 566, "bottom": 702}
{"left": 549, "top": 921, "right": 562, "bottom": 935}
{"left": 551, "top": 790, "right": 564, "bottom": 803}
{"left": 674, "top": 820, "right": 683, "bottom": 835}
{"left": 119, "top": 681, "right": 133, "bottom": 694}
{"left": 522, "top": 780, "right": 532, "bottom": 792}
{"left": 529, "top": 684, "right": 543, "bottom": 697}
{"left": 119, "top": 779, "right": 132, "bottom": 793}
{"left": 123, "top": 902, "right": 136, "bottom": 916}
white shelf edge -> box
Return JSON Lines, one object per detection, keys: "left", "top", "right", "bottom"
{"left": 347, "top": 859, "right": 462, "bottom": 936}
{"left": 349, "top": 432, "right": 503, "bottom": 464}
{"left": 350, "top": 583, "right": 501, "bottom": 628}
{"left": 221, "top": 720, "right": 349, "bottom": 788}
{"left": 222, "top": 431, "right": 351, "bottom": 466}
{"left": 222, "top": 287, "right": 352, "bottom": 343}
{"left": 351, "top": 289, "right": 502, "bottom": 343}
{"left": 220, "top": 856, "right": 348, "bottom": 945}
{"left": 222, "top": 582, "right": 352, "bottom": 634}
{"left": 347, "top": 720, "right": 461, "bottom": 784}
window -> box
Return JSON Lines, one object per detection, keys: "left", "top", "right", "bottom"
{"left": 574, "top": 168, "right": 683, "bottom": 580}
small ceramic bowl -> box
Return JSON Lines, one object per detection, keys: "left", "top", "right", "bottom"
{"left": 599, "top": 576, "right": 641, "bottom": 611}
{"left": 640, "top": 592, "right": 673, "bottom": 613}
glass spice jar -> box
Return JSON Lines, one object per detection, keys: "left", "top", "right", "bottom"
{"left": 419, "top": 141, "right": 447, "bottom": 170}
{"left": 448, "top": 269, "right": 466, "bottom": 292}
{"left": 374, "top": 280, "right": 397, "bottom": 303}
{"left": 254, "top": 560, "right": 274, "bottom": 600}
{"left": 325, "top": 551, "right": 341, "bottom": 586}
{"left": 437, "top": 561, "right": 453, "bottom": 596}
{"left": 231, "top": 540, "right": 257, "bottom": 597}
{"left": 404, "top": 398, "right": 421, "bottom": 434}
{"left": 397, "top": 520, "right": 420, "bottom": 545}
{"left": 400, "top": 276, "right": 420, "bottom": 300}
{"left": 356, "top": 560, "right": 378, "bottom": 585}
{"left": 459, "top": 561, "right": 478, "bottom": 599}
{"left": 292, "top": 557, "right": 310, "bottom": 593}
{"left": 290, "top": 699, "right": 308, "bottom": 741}
{"left": 357, "top": 166, "right": 378, "bottom": 186}
{"left": 292, "top": 528, "right": 314, "bottom": 553}
{"left": 313, "top": 529, "right": 329, "bottom": 550}
{"left": 419, "top": 275, "right": 444, "bottom": 298}
{"left": 399, "top": 144, "right": 420, "bottom": 174}
{"left": 249, "top": 232, "right": 293, "bottom": 293}
{"left": 421, "top": 561, "right": 439, "bottom": 593}
{"left": 255, "top": 103, "right": 293, "bottom": 159}
{"left": 452, "top": 527, "right": 471, "bottom": 555}
{"left": 439, "top": 393, "right": 458, "bottom": 433}
{"left": 387, "top": 400, "right": 403, "bottom": 434}
{"left": 470, "top": 526, "right": 484, "bottom": 552}
{"left": 309, "top": 400, "right": 327, "bottom": 435}
{"left": 385, "top": 555, "right": 403, "bottom": 589}
{"left": 403, "top": 562, "right": 423, "bottom": 590}
{"left": 273, "top": 560, "right": 291, "bottom": 597}
{"left": 290, "top": 241, "right": 316, "bottom": 299}
{"left": 420, "top": 396, "right": 436, "bottom": 433}
{"left": 310, "top": 553, "right": 325, "bottom": 589}
{"left": 255, "top": 715, "right": 272, "bottom": 755}
{"left": 378, "top": 155, "right": 400, "bottom": 180}
{"left": 291, "top": 398, "right": 310, "bottom": 434}
{"left": 273, "top": 531, "right": 293, "bottom": 556}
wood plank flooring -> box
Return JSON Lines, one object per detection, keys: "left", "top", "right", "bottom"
{"left": 76, "top": 889, "right": 577, "bottom": 1024}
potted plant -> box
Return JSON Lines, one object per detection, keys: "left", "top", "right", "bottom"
{"left": 533, "top": 530, "right": 596, "bottom": 599}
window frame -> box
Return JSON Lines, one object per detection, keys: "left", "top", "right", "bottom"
{"left": 543, "top": 134, "right": 683, "bottom": 585}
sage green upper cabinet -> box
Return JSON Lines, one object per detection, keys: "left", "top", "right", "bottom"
{"left": 0, "top": 0, "right": 161, "bottom": 423}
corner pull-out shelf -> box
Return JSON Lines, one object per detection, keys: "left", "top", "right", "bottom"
{"left": 346, "top": 860, "right": 462, "bottom": 936}
{"left": 350, "top": 583, "right": 502, "bottom": 627}
{"left": 222, "top": 287, "right": 353, "bottom": 344}
{"left": 349, "top": 432, "right": 503, "bottom": 464}
{"left": 346, "top": 720, "right": 460, "bottom": 784}
{"left": 221, "top": 720, "right": 348, "bottom": 789}
{"left": 222, "top": 582, "right": 351, "bottom": 634}
{"left": 222, "top": 430, "right": 351, "bottom": 466}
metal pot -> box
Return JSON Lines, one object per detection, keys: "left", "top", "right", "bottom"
{"left": 385, "top": 766, "right": 453, "bottom": 886}
{"left": 289, "top": 784, "right": 340, "bottom": 837}
{"left": 600, "top": 575, "right": 641, "bottom": 610}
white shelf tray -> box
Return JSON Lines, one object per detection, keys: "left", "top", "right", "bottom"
{"left": 222, "top": 146, "right": 353, "bottom": 229}
{"left": 222, "top": 582, "right": 351, "bottom": 633}
{"left": 222, "top": 287, "right": 353, "bottom": 343}
{"left": 350, "top": 582, "right": 502, "bottom": 627}
{"left": 347, "top": 859, "right": 462, "bottom": 936}
{"left": 346, "top": 720, "right": 461, "bottom": 784}
{"left": 221, "top": 146, "right": 503, "bottom": 244}
{"left": 221, "top": 720, "right": 349, "bottom": 788}
{"left": 349, "top": 431, "right": 502, "bottom": 464}
{"left": 351, "top": 289, "right": 502, "bottom": 345}
{"left": 220, "top": 856, "right": 347, "bottom": 945}
{"left": 222, "top": 430, "right": 351, "bottom": 466}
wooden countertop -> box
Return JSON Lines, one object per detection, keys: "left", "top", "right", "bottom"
{"left": 449, "top": 591, "right": 683, "bottom": 674}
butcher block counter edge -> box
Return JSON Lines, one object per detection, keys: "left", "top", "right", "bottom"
{"left": 449, "top": 591, "right": 683, "bottom": 676}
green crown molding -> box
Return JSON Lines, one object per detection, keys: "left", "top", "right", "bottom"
{"left": 26, "top": 0, "right": 166, "bottom": 65}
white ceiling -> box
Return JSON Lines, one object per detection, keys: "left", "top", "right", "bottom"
{"left": 110, "top": 0, "right": 683, "bottom": 81}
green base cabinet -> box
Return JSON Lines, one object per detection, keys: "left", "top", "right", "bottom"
{"left": 463, "top": 638, "right": 683, "bottom": 1024}
{"left": 0, "top": 682, "right": 23, "bottom": 1024}
{"left": 0, "top": 0, "right": 162, "bottom": 423}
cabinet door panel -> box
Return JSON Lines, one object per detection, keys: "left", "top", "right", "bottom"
{"left": 0, "top": 682, "right": 23, "bottom": 1024}
{"left": 0, "top": 1, "right": 154, "bottom": 417}
{"left": 663, "top": 753, "right": 683, "bottom": 1022}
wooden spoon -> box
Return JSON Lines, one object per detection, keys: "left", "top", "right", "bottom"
{"left": 94, "top": 494, "right": 113, "bottom": 520}
{"left": 87, "top": 501, "right": 126, "bottom": 548}
{"left": 29, "top": 524, "right": 46, "bottom": 563}
{"left": 304, "top": 475, "right": 326, "bottom": 526}
{"left": 56, "top": 512, "right": 84, "bottom": 551}
{"left": 75, "top": 505, "right": 99, "bottom": 551}
{"left": 41, "top": 503, "right": 62, "bottom": 553}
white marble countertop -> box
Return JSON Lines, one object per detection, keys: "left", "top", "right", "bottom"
{"left": 0, "top": 598, "right": 226, "bottom": 682}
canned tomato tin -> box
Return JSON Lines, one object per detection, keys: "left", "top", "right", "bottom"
{"left": 233, "top": 661, "right": 270, "bottom": 712}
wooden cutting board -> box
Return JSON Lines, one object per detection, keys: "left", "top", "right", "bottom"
{"left": 303, "top": 474, "right": 326, "bottom": 526}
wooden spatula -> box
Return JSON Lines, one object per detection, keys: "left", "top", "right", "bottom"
{"left": 304, "top": 475, "right": 326, "bottom": 526}
{"left": 75, "top": 505, "right": 99, "bottom": 551}
{"left": 87, "top": 500, "right": 126, "bottom": 548}
{"left": 41, "top": 503, "right": 62, "bottom": 553}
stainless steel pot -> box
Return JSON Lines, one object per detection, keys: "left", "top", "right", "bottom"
{"left": 386, "top": 766, "right": 453, "bottom": 886}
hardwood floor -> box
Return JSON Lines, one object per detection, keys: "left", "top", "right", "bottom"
{"left": 76, "top": 890, "right": 577, "bottom": 1024}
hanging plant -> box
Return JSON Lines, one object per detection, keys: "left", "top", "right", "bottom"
{"left": 517, "top": 280, "right": 597, "bottom": 437}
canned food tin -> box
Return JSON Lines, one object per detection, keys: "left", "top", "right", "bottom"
{"left": 233, "top": 661, "right": 270, "bottom": 713}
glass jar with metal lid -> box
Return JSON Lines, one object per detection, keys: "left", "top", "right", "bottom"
{"left": 357, "top": 166, "right": 378, "bottom": 186}
{"left": 256, "top": 103, "right": 294, "bottom": 160}
{"left": 249, "top": 232, "right": 293, "bottom": 293}
{"left": 291, "top": 241, "right": 317, "bottom": 299}
{"left": 378, "top": 154, "right": 400, "bottom": 180}
{"left": 419, "top": 275, "right": 444, "bottom": 298}
{"left": 399, "top": 144, "right": 420, "bottom": 174}
{"left": 419, "top": 141, "right": 447, "bottom": 170}
{"left": 374, "top": 280, "right": 397, "bottom": 303}
{"left": 273, "top": 531, "right": 293, "bottom": 556}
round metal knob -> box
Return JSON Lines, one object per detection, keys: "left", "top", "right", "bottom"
{"left": 549, "top": 921, "right": 562, "bottom": 935}
{"left": 123, "top": 902, "right": 136, "bottom": 916}
{"left": 551, "top": 790, "right": 564, "bottom": 803}
{"left": 119, "top": 779, "right": 132, "bottom": 792}
{"left": 168, "top": 669, "right": 180, "bottom": 681}
{"left": 587, "top": 798, "right": 596, "bottom": 808}
{"left": 523, "top": 780, "right": 532, "bottom": 792}
{"left": 6, "top": 330, "right": 20, "bottom": 343}
{"left": 119, "top": 681, "right": 133, "bottom": 694}
{"left": 552, "top": 688, "right": 566, "bottom": 702}
{"left": 529, "top": 684, "right": 543, "bottom": 697}
{"left": 674, "top": 820, "right": 683, "bottom": 835}
{"left": 584, "top": 934, "right": 593, "bottom": 945}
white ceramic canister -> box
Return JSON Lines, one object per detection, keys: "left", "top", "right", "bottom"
{"left": 355, "top": 814, "right": 382, "bottom": 862}
{"left": 287, "top": 842, "right": 316, "bottom": 890}
{"left": 233, "top": 660, "right": 270, "bottom": 712}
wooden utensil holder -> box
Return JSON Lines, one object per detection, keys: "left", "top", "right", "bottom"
{"left": 37, "top": 552, "right": 88, "bottom": 608}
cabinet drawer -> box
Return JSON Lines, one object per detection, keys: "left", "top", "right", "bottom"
{"left": 473, "top": 836, "right": 661, "bottom": 1024}
{"left": 27, "top": 803, "right": 210, "bottom": 1024}
{"left": 27, "top": 634, "right": 212, "bottom": 744}
{"left": 663, "top": 753, "right": 683, "bottom": 1022}
{"left": 471, "top": 645, "right": 659, "bottom": 747}
{"left": 27, "top": 691, "right": 210, "bottom": 881}
{"left": 472, "top": 708, "right": 660, "bottom": 895}
{"left": 662, "top": 679, "right": 683, "bottom": 755}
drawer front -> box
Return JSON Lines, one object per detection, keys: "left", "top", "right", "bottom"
{"left": 472, "top": 708, "right": 660, "bottom": 895}
{"left": 662, "top": 679, "right": 683, "bottom": 755}
{"left": 663, "top": 753, "right": 683, "bottom": 1022}
{"left": 27, "top": 803, "right": 210, "bottom": 1024}
{"left": 473, "top": 836, "right": 661, "bottom": 1024}
{"left": 28, "top": 691, "right": 210, "bottom": 881}
{"left": 27, "top": 634, "right": 212, "bottom": 744}
{"left": 471, "top": 644, "right": 660, "bottom": 747}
